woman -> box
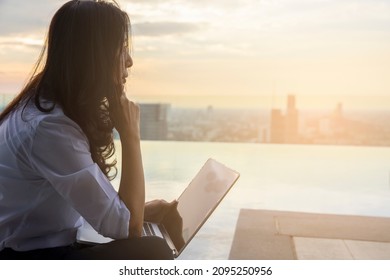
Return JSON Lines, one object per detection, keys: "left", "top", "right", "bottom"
{"left": 0, "top": 0, "right": 174, "bottom": 259}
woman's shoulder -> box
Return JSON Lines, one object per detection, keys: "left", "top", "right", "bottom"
{"left": 12, "top": 100, "right": 85, "bottom": 141}
{"left": 2, "top": 99, "right": 88, "bottom": 157}
{"left": 22, "top": 100, "right": 76, "bottom": 127}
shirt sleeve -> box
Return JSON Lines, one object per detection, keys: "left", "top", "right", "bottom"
{"left": 29, "top": 113, "right": 130, "bottom": 239}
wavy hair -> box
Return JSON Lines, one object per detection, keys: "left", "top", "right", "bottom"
{"left": 0, "top": 0, "right": 131, "bottom": 180}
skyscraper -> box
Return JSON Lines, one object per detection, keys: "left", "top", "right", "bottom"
{"left": 285, "top": 95, "right": 299, "bottom": 143}
{"left": 140, "top": 103, "right": 170, "bottom": 140}
{"left": 270, "top": 94, "right": 300, "bottom": 144}
{"left": 270, "top": 109, "right": 285, "bottom": 143}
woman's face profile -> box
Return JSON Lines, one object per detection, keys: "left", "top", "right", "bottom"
{"left": 119, "top": 42, "right": 133, "bottom": 87}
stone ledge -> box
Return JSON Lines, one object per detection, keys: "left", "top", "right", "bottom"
{"left": 229, "top": 209, "right": 390, "bottom": 260}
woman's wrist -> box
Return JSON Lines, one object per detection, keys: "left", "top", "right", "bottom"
{"left": 118, "top": 128, "right": 141, "bottom": 144}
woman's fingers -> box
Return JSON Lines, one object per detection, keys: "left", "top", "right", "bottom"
{"left": 110, "top": 91, "right": 141, "bottom": 138}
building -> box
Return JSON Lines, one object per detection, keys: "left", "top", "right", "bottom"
{"left": 285, "top": 95, "right": 299, "bottom": 143}
{"left": 139, "top": 103, "right": 170, "bottom": 140}
{"left": 270, "top": 94, "right": 300, "bottom": 144}
{"left": 270, "top": 109, "right": 285, "bottom": 143}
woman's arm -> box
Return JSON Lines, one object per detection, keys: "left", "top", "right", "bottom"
{"left": 111, "top": 93, "right": 145, "bottom": 238}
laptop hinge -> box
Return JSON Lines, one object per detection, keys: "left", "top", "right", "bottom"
{"left": 159, "top": 224, "right": 178, "bottom": 258}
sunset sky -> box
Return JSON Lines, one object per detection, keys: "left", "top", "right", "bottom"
{"left": 1, "top": 0, "right": 390, "bottom": 109}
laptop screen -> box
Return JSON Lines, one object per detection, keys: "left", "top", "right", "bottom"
{"left": 161, "top": 158, "right": 240, "bottom": 255}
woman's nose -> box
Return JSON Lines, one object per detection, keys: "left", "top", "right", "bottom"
{"left": 126, "top": 53, "right": 133, "bottom": 68}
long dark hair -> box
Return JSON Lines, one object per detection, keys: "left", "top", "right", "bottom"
{"left": 0, "top": 0, "right": 131, "bottom": 180}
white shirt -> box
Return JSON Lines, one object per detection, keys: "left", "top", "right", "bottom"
{"left": 0, "top": 100, "right": 130, "bottom": 251}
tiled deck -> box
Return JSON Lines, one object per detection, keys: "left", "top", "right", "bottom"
{"left": 229, "top": 209, "right": 390, "bottom": 260}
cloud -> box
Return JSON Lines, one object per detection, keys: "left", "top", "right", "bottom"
{"left": 0, "top": 0, "right": 63, "bottom": 36}
{"left": 132, "top": 21, "right": 201, "bottom": 37}
{"left": 0, "top": 37, "right": 43, "bottom": 49}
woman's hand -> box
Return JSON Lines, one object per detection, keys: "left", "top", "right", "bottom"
{"left": 109, "top": 90, "right": 140, "bottom": 142}
{"left": 146, "top": 199, "right": 185, "bottom": 249}
{"left": 144, "top": 199, "right": 178, "bottom": 223}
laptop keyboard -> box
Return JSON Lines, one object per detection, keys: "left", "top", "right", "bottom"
{"left": 142, "top": 222, "right": 156, "bottom": 236}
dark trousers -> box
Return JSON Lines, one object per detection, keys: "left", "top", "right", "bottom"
{"left": 0, "top": 237, "right": 173, "bottom": 260}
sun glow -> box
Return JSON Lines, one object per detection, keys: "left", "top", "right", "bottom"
{"left": 1, "top": 0, "right": 390, "bottom": 111}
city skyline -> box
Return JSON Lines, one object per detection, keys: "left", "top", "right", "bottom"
{"left": 1, "top": 92, "right": 389, "bottom": 146}
{"left": 1, "top": 0, "right": 390, "bottom": 110}
{"left": 125, "top": 95, "right": 390, "bottom": 147}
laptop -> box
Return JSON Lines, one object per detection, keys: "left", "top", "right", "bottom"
{"left": 77, "top": 158, "right": 240, "bottom": 258}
